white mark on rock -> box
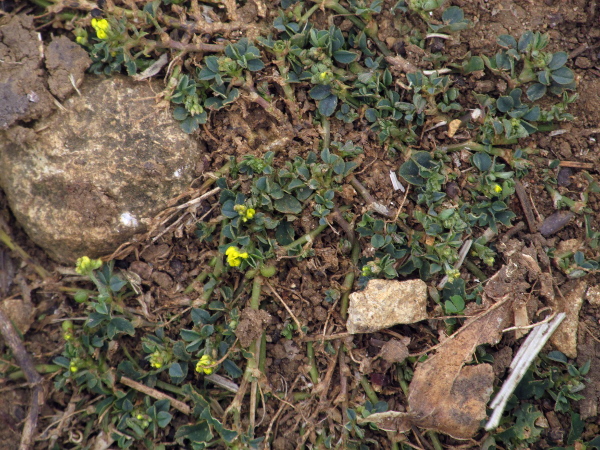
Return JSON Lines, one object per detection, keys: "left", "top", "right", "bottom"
{"left": 120, "top": 212, "right": 138, "bottom": 227}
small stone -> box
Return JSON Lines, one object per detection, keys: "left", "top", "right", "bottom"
{"left": 379, "top": 339, "right": 409, "bottom": 363}
{"left": 575, "top": 57, "right": 592, "bottom": 69}
{"left": 347, "top": 279, "right": 428, "bottom": 334}
{"left": 0, "top": 299, "right": 35, "bottom": 335}
{"left": 586, "top": 285, "right": 600, "bottom": 306}
{"left": 548, "top": 280, "right": 586, "bottom": 358}
{"left": 129, "top": 261, "right": 153, "bottom": 280}
{"left": 151, "top": 271, "right": 173, "bottom": 290}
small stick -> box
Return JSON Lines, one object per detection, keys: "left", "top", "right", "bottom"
{"left": 119, "top": 376, "right": 191, "bottom": 415}
{"left": 485, "top": 312, "right": 566, "bottom": 431}
{"left": 514, "top": 180, "right": 538, "bottom": 233}
{"left": 437, "top": 239, "right": 473, "bottom": 290}
{"left": 0, "top": 308, "right": 43, "bottom": 450}
{"left": 558, "top": 160, "right": 595, "bottom": 169}
{"left": 0, "top": 224, "right": 50, "bottom": 279}
{"left": 349, "top": 176, "right": 393, "bottom": 218}
{"left": 500, "top": 221, "right": 526, "bottom": 241}
{"left": 265, "top": 282, "right": 304, "bottom": 336}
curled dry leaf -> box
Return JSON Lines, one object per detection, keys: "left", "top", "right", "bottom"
{"left": 366, "top": 298, "right": 513, "bottom": 439}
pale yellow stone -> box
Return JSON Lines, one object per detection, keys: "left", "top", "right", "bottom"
{"left": 347, "top": 279, "right": 429, "bottom": 334}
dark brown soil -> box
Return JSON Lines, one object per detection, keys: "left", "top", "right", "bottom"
{"left": 1, "top": 0, "right": 600, "bottom": 449}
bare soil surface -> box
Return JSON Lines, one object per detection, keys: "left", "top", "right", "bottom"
{"left": 1, "top": 0, "right": 600, "bottom": 449}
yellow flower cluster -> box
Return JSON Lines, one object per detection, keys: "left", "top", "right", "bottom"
{"left": 75, "top": 256, "right": 102, "bottom": 276}
{"left": 196, "top": 355, "right": 215, "bottom": 375}
{"left": 233, "top": 204, "right": 256, "bottom": 222}
{"left": 91, "top": 18, "right": 111, "bottom": 39}
{"left": 225, "top": 246, "right": 249, "bottom": 267}
{"left": 149, "top": 351, "right": 167, "bottom": 369}
{"left": 492, "top": 184, "right": 503, "bottom": 194}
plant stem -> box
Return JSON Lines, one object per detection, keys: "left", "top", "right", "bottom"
{"left": 359, "top": 374, "right": 379, "bottom": 404}
{"left": 306, "top": 342, "right": 320, "bottom": 385}
{"left": 0, "top": 228, "right": 50, "bottom": 279}
{"left": 299, "top": 2, "right": 321, "bottom": 24}
{"left": 340, "top": 239, "right": 359, "bottom": 319}
{"left": 322, "top": 0, "right": 391, "bottom": 56}
{"left": 8, "top": 364, "right": 62, "bottom": 381}
{"left": 428, "top": 431, "right": 444, "bottom": 450}
{"left": 281, "top": 223, "right": 329, "bottom": 252}
{"left": 396, "top": 367, "right": 410, "bottom": 398}
{"left": 200, "top": 227, "right": 227, "bottom": 304}
{"left": 321, "top": 116, "right": 331, "bottom": 150}
{"left": 464, "top": 259, "right": 487, "bottom": 281}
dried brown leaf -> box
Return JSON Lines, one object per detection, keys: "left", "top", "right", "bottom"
{"left": 406, "top": 299, "right": 513, "bottom": 438}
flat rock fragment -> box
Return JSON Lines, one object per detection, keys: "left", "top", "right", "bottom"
{"left": 548, "top": 280, "right": 586, "bottom": 358}
{"left": 346, "top": 279, "right": 428, "bottom": 334}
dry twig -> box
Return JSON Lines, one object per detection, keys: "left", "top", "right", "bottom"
{"left": 0, "top": 308, "right": 43, "bottom": 450}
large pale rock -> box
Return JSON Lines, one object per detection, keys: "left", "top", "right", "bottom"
{"left": 0, "top": 75, "right": 205, "bottom": 263}
{"left": 347, "top": 279, "right": 428, "bottom": 334}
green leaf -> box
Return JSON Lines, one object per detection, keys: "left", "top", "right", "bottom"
{"left": 547, "top": 350, "right": 568, "bottom": 364}
{"left": 537, "top": 69, "right": 551, "bottom": 85}
{"left": 156, "top": 410, "right": 173, "bottom": 428}
{"left": 246, "top": 58, "right": 264, "bottom": 71}
{"left": 333, "top": 50, "right": 358, "bottom": 64}
{"left": 371, "top": 234, "right": 385, "bottom": 248}
{"left": 522, "top": 105, "right": 540, "bottom": 121}
{"left": 318, "top": 94, "right": 338, "bottom": 117}
{"left": 567, "top": 411, "right": 584, "bottom": 445}
{"left": 180, "top": 116, "right": 200, "bottom": 134}
{"left": 548, "top": 51, "right": 568, "bottom": 70}
{"left": 53, "top": 356, "right": 71, "bottom": 369}
{"left": 517, "top": 30, "right": 534, "bottom": 52}
{"left": 551, "top": 66, "right": 575, "bottom": 85}
{"left": 526, "top": 83, "right": 546, "bottom": 101}
{"left": 175, "top": 422, "right": 213, "bottom": 443}
{"left": 309, "top": 84, "right": 332, "bottom": 100}
{"left": 496, "top": 96, "right": 514, "bottom": 113}
{"left": 365, "top": 108, "right": 378, "bottom": 122}
{"left": 444, "top": 295, "right": 465, "bottom": 314}
{"left": 442, "top": 6, "right": 464, "bottom": 23}
{"left": 472, "top": 153, "right": 492, "bottom": 172}
{"left": 223, "top": 359, "right": 243, "bottom": 378}
{"left": 497, "top": 34, "right": 517, "bottom": 49}
{"left": 173, "top": 106, "right": 189, "bottom": 121}
{"left": 192, "top": 308, "right": 213, "bottom": 325}
{"left": 274, "top": 194, "right": 303, "bottom": 214}
{"left": 107, "top": 317, "right": 135, "bottom": 339}
{"left": 462, "top": 55, "right": 484, "bottom": 73}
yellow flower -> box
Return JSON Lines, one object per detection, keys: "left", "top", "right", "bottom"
{"left": 91, "top": 18, "right": 111, "bottom": 39}
{"left": 225, "top": 246, "right": 249, "bottom": 267}
{"left": 319, "top": 71, "right": 331, "bottom": 81}
{"left": 149, "top": 351, "right": 167, "bottom": 369}
{"left": 245, "top": 208, "right": 256, "bottom": 220}
{"left": 75, "top": 256, "right": 103, "bottom": 275}
{"left": 196, "top": 355, "right": 215, "bottom": 375}
{"left": 233, "top": 204, "right": 256, "bottom": 222}
{"left": 493, "top": 184, "right": 503, "bottom": 194}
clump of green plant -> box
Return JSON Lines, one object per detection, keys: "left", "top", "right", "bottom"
{"left": 33, "top": 0, "right": 587, "bottom": 447}
{"left": 484, "top": 31, "right": 576, "bottom": 100}
{"left": 488, "top": 351, "right": 590, "bottom": 449}
{"left": 53, "top": 257, "right": 254, "bottom": 448}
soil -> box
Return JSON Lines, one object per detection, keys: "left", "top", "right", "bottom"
{"left": 1, "top": 0, "right": 600, "bottom": 449}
